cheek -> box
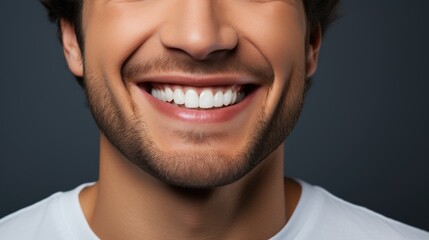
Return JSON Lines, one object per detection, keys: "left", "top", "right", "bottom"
{"left": 230, "top": 2, "right": 307, "bottom": 81}
{"left": 82, "top": 3, "right": 167, "bottom": 118}
{"left": 229, "top": 2, "right": 307, "bottom": 112}
{"left": 83, "top": 2, "right": 166, "bottom": 77}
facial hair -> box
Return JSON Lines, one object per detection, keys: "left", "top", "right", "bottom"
{"left": 84, "top": 53, "right": 306, "bottom": 189}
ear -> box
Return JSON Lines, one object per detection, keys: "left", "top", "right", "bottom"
{"left": 60, "top": 19, "right": 83, "bottom": 77}
{"left": 305, "top": 24, "right": 322, "bottom": 78}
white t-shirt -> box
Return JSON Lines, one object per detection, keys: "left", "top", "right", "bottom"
{"left": 1, "top": 180, "right": 428, "bottom": 240}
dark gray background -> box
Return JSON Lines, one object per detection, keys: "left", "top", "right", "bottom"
{"left": 1, "top": 0, "right": 428, "bottom": 232}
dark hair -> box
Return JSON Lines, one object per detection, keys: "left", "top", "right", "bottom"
{"left": 303, "top": 0, "right": 340, "bottom": 37}
{"left": 41, "top": 0, "right": 339, "bottom": 87}
{"left": 41, "top": 0, "right": 85, "bottom": 86}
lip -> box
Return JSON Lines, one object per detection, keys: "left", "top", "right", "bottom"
{"left": 134, "top": 73, "right": 261, "bottom": 87}
{"left": 142, "top": 88, "right": 257, "bottom": 123}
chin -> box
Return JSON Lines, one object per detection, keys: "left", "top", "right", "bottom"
{"left": 133, "top": 149, "right": 254, "bottom": 189}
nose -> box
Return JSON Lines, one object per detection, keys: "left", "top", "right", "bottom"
{"left": 159, "top": 1, "right": 238, "bottom": 60}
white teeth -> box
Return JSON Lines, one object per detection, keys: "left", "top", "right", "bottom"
{"left": 151, "top": 89, "right": 158, "bottom": 99}
{"left": 213, "top": 91, "right": 224, "bottom": 107}
{"left": 174, "top": 88, "right": 185, "bottom": 105}
{"left": 199, "top": 89, "right": 214, "bottom": 109}
{"left": 165, "top": 87, "right": 174, "bottom": 102}
{"left": 151, "top": 86, "right": 245, "bottom": 109}
{"left": 231, "top": 91, "right": 237, "bottom": 104}
{"left": 163, "top": 91, "right": 168, "bottom": 101}
{"left": 224, "top": 90, "right": 232, "bottom": 106}
{"left": 185, "top": 89, "right": 199, "bottom": 108}
{"left": 155, "top": 89, "right": 162, "bottom": 100}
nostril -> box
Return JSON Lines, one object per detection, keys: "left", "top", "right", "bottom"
{"left": 204, "top": 47, "right": 238, "bottom": 61}
{"left": 158, "top": 15, "right": 238, "bottom": 61}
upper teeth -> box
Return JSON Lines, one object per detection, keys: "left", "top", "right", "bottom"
{"left": 151, "top": 86, "right": 245, "bottom": 109}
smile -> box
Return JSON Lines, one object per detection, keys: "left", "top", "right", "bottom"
{"left": 135, "top": 74, "right": 263, "bottom": 123}
{"left": 150, "top": 84, "right": 247, "bottom": 109}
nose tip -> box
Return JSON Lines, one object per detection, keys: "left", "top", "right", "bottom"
{"left": 158, "top": 2, "right": 238, "bottom": 60}
{"left": 168, "top": 27, "right": 238, "bottom": 60}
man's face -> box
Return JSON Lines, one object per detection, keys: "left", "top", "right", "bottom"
{"left": 66, "top": 0, "right": 318, "bottom": 188}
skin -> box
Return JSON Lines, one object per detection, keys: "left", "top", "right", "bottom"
{"left": 61, "top": 0, "right": 321, "bottom": 239}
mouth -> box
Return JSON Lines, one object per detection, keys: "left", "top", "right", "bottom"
{"left": 134, "top": 74, "right": 263, "bottom": 123}
{"left": 140, "top": 83, "right": 257, "bottom": 110}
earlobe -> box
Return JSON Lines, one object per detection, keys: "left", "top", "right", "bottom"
{"left": 305, "top": 24, "right": 322, "bottom": 78}
{"left": 61, "top": 19, "right": 83, "bottom": 77}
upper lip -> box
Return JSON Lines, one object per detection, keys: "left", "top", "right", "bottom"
{"left": 133, "top": 73, "right": 262, "bottom": 87}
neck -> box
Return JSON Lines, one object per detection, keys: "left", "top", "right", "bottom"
{"left": 79, "top": 134, "right": 300, "bottom": 240}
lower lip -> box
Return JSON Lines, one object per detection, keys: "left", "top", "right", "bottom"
{"left": 140, "top": 87, "right": 258, "bottom": 123}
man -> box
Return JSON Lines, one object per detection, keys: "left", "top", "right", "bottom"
{"left": 0, "top": 0, "right": 428, "bottom": 239}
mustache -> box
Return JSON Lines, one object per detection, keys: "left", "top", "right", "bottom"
{"left": 121, "top": 52, "right": 274, "bottom": 85}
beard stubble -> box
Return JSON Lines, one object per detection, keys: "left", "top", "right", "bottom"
{"left": 84, "top": 55, "right": 306, "bottom": 189}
